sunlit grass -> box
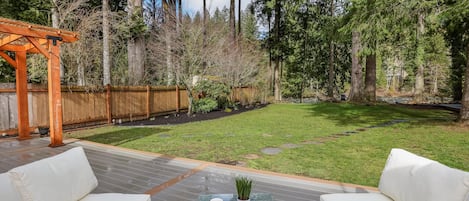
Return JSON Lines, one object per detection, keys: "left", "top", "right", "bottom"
{"left": 67, "top": 103, "right": 468, "bottom": 187}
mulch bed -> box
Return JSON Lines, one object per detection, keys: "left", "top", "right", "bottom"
{"left": 120, "top": 104, "right": 268, "bottom": 126}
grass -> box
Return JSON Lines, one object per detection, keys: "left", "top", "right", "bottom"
{"left": 67, "top": 103, "right": 469, "bottom": 187}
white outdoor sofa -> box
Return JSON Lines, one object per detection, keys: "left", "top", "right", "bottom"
{"left": 320, "top": 148, "right": 469, "bottom": 201}
{"left": 0, "top": 146, "right": 151, "bottom": 201}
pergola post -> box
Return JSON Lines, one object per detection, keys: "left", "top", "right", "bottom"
{"left": 47, "top": 41, "right": 64, "bottom": 147}
{"left": 15, "top": 50, "right": 30, "bottom": 140}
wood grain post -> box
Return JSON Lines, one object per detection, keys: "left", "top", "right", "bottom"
{"left": 48, "top": 41, "right": 64, "bottom": 147}
{"left": 106, "top": 84, "right": 112, "bottom": 124}
{"left": 15, "top": 51, "right": 31, "bottom": 140}
{"left": 146, "top": 85, "right": 151, "bottom": 118}
{"left": 176, "top": 85, "right": 180, "bottom": 113}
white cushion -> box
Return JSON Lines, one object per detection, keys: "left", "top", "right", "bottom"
{"left": 8, "top": 146, "right": 98, "bottom": 201}
{"left": 320, "top": 193, "right": 393, "bottom": 201}
{"left": 0, "top": 173, "right": 22, "bottom": 201}
{"left": 379, "top": 148, "right": 469, "bottom": 201}
{"left": 80, "top": 193, "right": 151, "bottom": 201}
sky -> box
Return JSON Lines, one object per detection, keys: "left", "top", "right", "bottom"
{"left": 183, "top": 0, "right": 252, "bottom": 19}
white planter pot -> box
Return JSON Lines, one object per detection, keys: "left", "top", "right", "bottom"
{"left": 237, "top": 199, "right": 250, "bottom": 201}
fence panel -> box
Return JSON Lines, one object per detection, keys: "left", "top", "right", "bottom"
{"left": 62, "top": 91, "right": 107, "bottom": 124}
{"left": 111, "top": 87, "right": 147, "bottom": 119}
{"left": 0, "top": 85, "right": 257, "bottom": 132}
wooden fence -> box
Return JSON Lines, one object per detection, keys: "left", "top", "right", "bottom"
{"left": 0, "top": 85, "right": 261, "bottom": 133}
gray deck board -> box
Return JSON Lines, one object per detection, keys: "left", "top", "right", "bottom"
{"left": 0, "top": 138, "right": 374, "bottom": 201}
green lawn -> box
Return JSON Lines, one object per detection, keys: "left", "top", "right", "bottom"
{"left": 67, "top": 103, "right": 469, "bottom": 187}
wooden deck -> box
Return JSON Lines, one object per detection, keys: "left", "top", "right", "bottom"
{"left": 0, "top": 138, "right": 376, "bottom": 201}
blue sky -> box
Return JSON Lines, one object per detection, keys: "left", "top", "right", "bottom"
{"left": 182, "top": 0, "right": 251, "bottom": 19}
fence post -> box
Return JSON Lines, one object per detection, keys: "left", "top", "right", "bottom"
{"left": 146, "top": 85, "right": 151, "bottom": 118}
{"left": 106, "top": 84, "right": 112, "bottom": 124}
{"left": 176, "top": 85, "right": 180, "bottom": 113}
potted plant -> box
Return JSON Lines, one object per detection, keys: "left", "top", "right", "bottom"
{"left": 235, "top": 177, "right": 253, "bottom": 201}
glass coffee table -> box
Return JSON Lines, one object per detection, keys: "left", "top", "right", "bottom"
{"left": 198, "top": 193, "right": 273, "bottom": 201}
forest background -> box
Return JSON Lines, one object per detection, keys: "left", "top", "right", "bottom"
{"left": 0, "top": 0, "right": 468, "bottom": 121}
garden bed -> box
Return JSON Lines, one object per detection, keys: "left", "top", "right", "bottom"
{"left": 120, "top": 103, "right": 268, "bottom": 126}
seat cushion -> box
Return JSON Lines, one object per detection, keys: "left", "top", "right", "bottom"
{"left": 379, "top": 148, "right": 469, "bottom": 201}
{"left": 320, "top": 193, "right": 393, "bottom": 201}
{"left": 0, "top": 173, "right": 22, "bottom": 201}
{"left": 80, "top": 193, "right": 151, "bottom": 201}
{"left": 8, "top": 146, "right": 98, "bottom": 201}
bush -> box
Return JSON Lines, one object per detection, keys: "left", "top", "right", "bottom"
{"left": 194, "top": 80, "right": 232, "bottom": 109}
{"left": 194, "top": 98, "right": 218, "bottom": 113}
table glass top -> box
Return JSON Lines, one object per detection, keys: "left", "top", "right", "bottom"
{"left": 198, "top": 193, "right": 273, "bottom": 201}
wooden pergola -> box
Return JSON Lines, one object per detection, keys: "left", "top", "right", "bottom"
{"left": 0, "top": 17, "right": 78, "bottom": 147}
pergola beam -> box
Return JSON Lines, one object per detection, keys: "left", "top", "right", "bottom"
{"left": 0, "top": 34, "right": 22, "bottom": 47}
{"left": 0, "top": 51, "right": 17, "bottom": 68}
{"left": 0, "top": 22, "right": 77, "bottom": 43}
{"left": 26, "top": 37, "right": 50, "bottom": 59}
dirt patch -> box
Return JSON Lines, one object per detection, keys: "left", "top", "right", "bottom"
{"left": 120, "top": 104, "right": 267, "bottom": 126}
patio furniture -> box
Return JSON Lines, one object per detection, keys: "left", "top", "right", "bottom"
{"left": 0, "top": 146, "right": 151, "bottom": 201}
{"left": 320, "top": 148, "right": 469, "bottom": 201}
{"left": 199, "top": 193, "right": 273, "bottom": 201}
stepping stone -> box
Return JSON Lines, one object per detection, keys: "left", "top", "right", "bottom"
{"left": 285, "top": 134, "right": 293, "bottom": 138}
{"left": 244, "top": 154, "right": 260, "bottom": 160}
{"left": 261, "top": 147, "right": 282, "bottom": 155}
{"left": 280, "top": 143, "right": 302, "bottom": 149}
{"left": 158, "top": 134, "right": 171, "bottom": 138}
{"left": 182, "top": 134, "right": 194, "bottom": 138}
{"left": 225, "top": 133, "right": 235, "bottom": 137}
{"left": 262, "top": 133, "right": 272, "bottom": 137}
{"left": 356, "top": 128, "right": 367, "bottom": 131}
{"left": 301, "top": 141, "right": 323, "bottom": 145}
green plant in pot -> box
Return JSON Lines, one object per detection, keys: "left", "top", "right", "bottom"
{"left": 235, "top": 177, "right": 253, "bottom": 201}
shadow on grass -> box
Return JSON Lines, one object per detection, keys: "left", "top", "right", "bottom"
{"left": 304, "top": 103, "right": 455, "bottom": 126}
{"left": 79, "top": 127, "right": 170, "bottom": 146}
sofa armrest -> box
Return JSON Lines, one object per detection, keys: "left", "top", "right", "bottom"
{"left": 80, "top": 193, "right": 151, "bottom": 201}
{"left": 320, "top": 193, "right": 393, "bottom": 201}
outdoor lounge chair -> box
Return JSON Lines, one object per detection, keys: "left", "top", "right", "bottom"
{"left": 0, "top": 146, "right": 151, "bottom": 201}
{"left": 320, "top": 148, "right": 469, "bottom": 201}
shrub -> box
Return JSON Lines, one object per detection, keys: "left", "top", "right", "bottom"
{"left": 194, "top": 80, "right": 232, "bottom": 109}
{"left": 194, "top": 98, "right": 218, "bottom": 113}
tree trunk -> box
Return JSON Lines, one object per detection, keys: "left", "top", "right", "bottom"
{"left": 103, "top": 0, "right": 111, "bottom": 86}
{"left": 414, "top": 13, "right": 425, "bottom": 103}
{"left": 349, "top": 31, "right": 363, "bottom": 102}
{"left": 238, "top": 0, "right": 242, "bottom": 49}
{"left": 51, "top": 0, "right": 66, "bottom": 83}
{"left": 273, "top": 1, "right": 281, "bottom": 101}
{"left": 459, "top": 44, "right": 469, "bottom": 123}
{"left": 328, "top": 42, "right": 335, "bottom": 99}
{"left": 268, "top": 15, "right": 273, "bottom": 95}
{"left": 230, "top": 0, "right": 236, "bottom": 44}
{"left": 127, "top": 0, "right": 144, "bottom": 85}
{"left": 364, "top": 54, "right": 376, "bottom": 102}
{"left": 327, "top": 0, "right": 335, "bottom": 99}
{"left": 202, "top": 0, "right": 207, "bottom": 69}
